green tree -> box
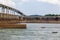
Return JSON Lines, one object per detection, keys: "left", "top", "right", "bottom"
{"left": 45, "top": 14, "right": 60, "bottom": 16}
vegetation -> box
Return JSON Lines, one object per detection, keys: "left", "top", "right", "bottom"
{"left": 45, "top": 14, "right": 60, "bottom": 16}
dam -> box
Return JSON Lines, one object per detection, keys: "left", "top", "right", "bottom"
{"left": 0, "top": 4, "right": 26, "bottom": 28}
{"left": 0, "top": 3, "right": 60, "bottom": 40}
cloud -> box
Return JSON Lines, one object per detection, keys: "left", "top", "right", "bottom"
{"left": 37, "top": 0, "right": 60, "bottom": 5}
{"left": 19, "top": 0, "right": 29, "bottom": 4}
{"left": 0, "top": 0, "right": 16, "bottom": 7}
{"left": 21, "top": 0, "right": 29, "bottom": 2}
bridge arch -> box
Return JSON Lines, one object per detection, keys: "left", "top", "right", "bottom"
{"left": 0, "top": 4, "right": 25, "bottom": 20}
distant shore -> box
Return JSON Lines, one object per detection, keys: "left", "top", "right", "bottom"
{"left": 20, "top": 20, "right": 60, "bottom": 23}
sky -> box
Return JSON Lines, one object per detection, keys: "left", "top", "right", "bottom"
{"left": 0, "top": 0, "right": 60, "bottom": 15}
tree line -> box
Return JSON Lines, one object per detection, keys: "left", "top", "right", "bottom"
{"left": 45, "top": 14, "right": 60, "bottom": 16}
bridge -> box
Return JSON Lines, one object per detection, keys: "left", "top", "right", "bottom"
{"left": 0, "top": 4, "right": 26, "bottom": 28}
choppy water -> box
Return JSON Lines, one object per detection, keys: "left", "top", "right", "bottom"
{"left": 0, "top": 23, "right": 60, "bottom": 40}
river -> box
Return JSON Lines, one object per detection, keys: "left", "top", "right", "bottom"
{"left": 0, "top": 23, "right": 60, "bottom": 40}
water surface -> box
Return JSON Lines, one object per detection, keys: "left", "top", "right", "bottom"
{"left": 0, "top": 23, "right": 60, "bottom": 40}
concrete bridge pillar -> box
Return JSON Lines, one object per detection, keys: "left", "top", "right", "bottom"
{"left": 6, "top": 7, "right": 9, "bottom": 13}
{"left": 2, "top": 6, "right": 5, "bottom": 13}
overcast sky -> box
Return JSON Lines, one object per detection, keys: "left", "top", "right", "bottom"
{"left": 0, "top": 0, "right": 60, "bottom": 15}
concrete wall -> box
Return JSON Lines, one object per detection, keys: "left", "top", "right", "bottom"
{"left": 0, "top": 13, "right": 19, "bottom": 19}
